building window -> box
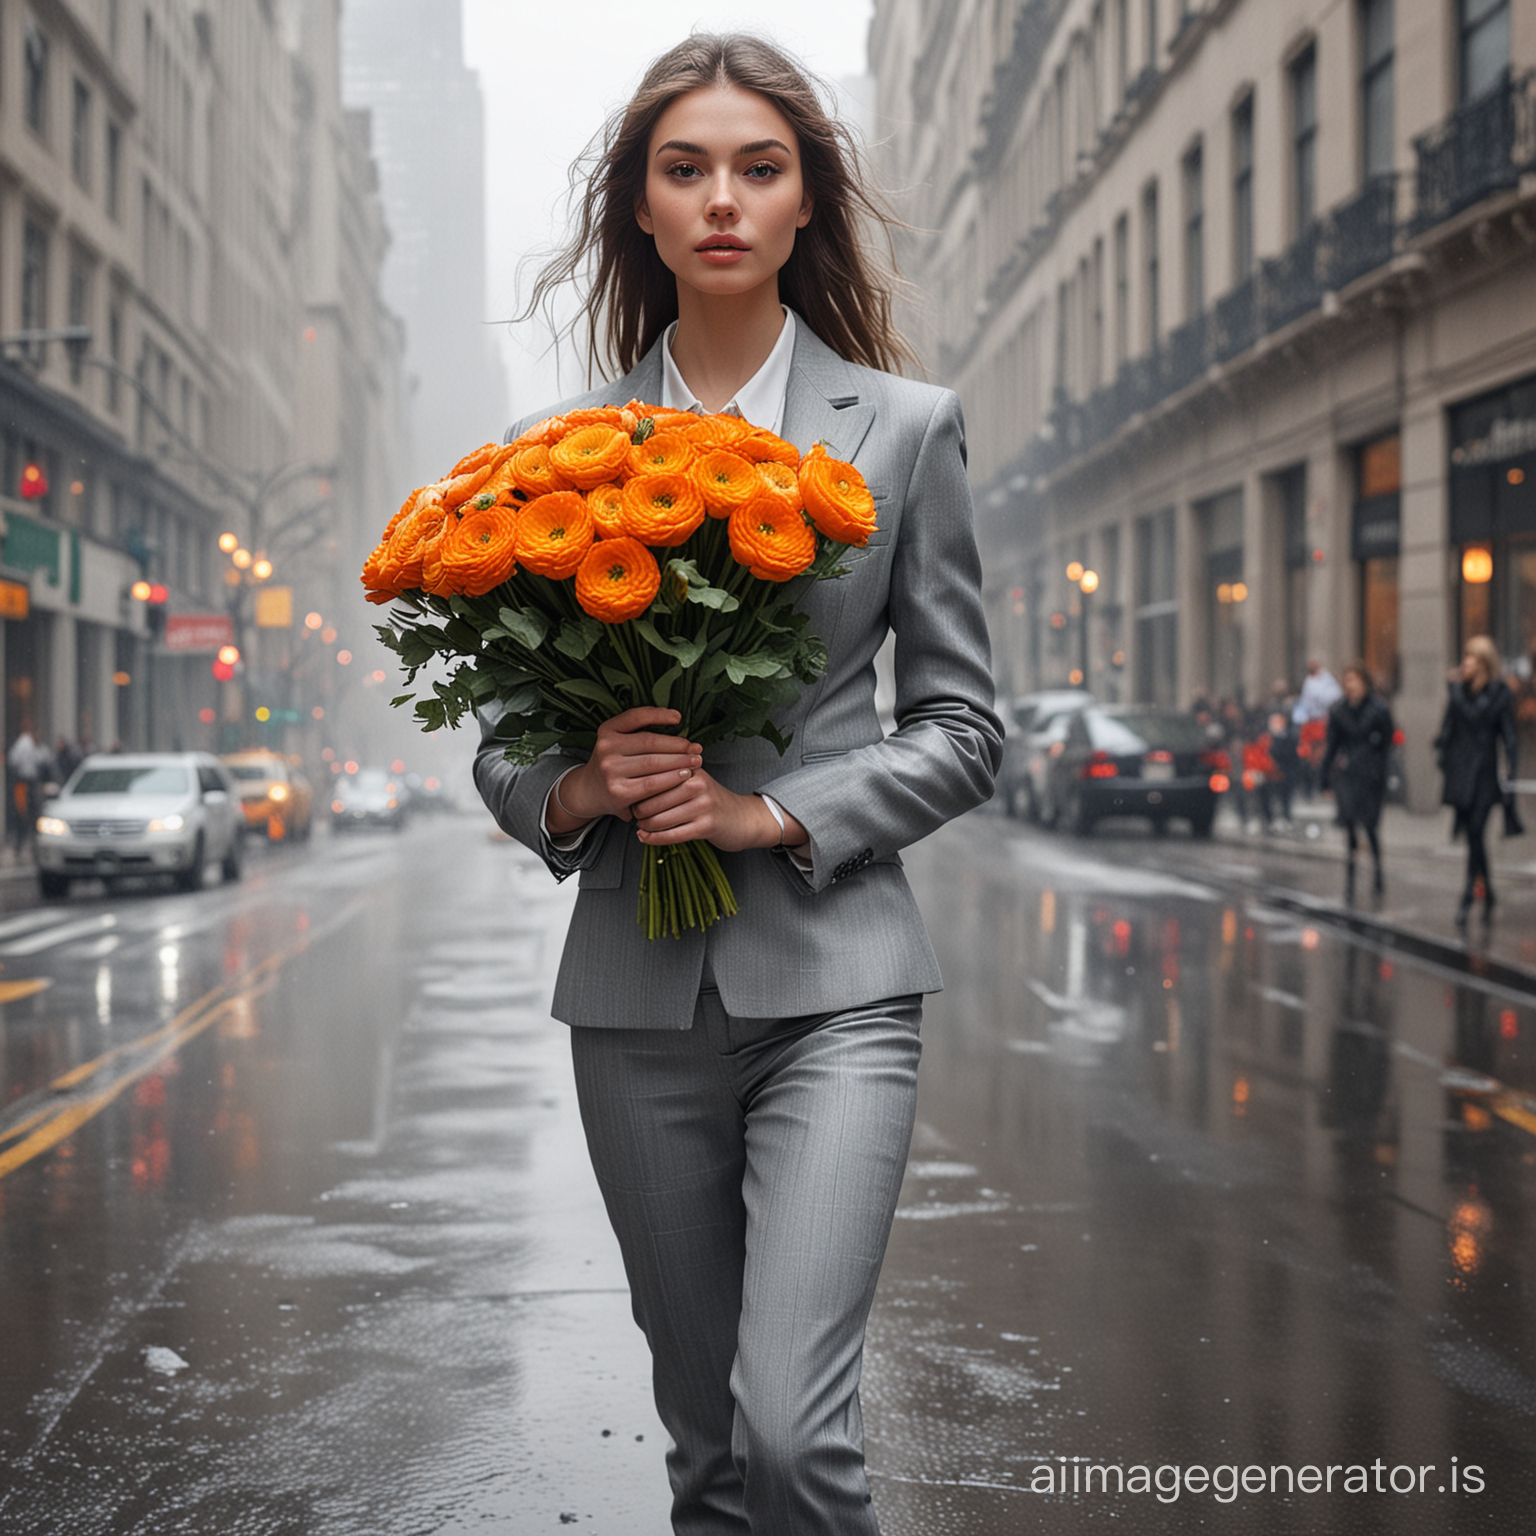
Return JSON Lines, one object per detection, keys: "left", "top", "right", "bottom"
{"left": 67, "top": 254, "right": 90, "bottom": 385}
{"left": 71, "top": 79, "right": 92, "bottom": 186}
{"left": 1290, "top": 44, "right": 1318, "bottom": 233}
{"left": 106, "top": 121, "right": 122, "bottom": 220}
{"left": 1360, "top": 0, "right": 1394, "bottom": 181}
{"left": 24, "top": 22, "right": 50, "bottom": 138}
{"left": 1232, "top": 93, "right": 1255, "bottom": 281}
{"left": 1135, "top": 507, "right": 1178, "bottom": 706}
{"left": 1276, "top": 466, "right": 1311, "bottom": 693}
{"left": 1054, "top": 280, "right": 1070, "bottom": 399}
{"left": 1142, "top": 179, "right": 1160, "bottom": 352}
{"left": 1182, "top": 140, "right": 1204, "bottom": 319}
{"left": 1090, "top": 236, "right": 1106, "bottom": 390}
{"left": 1113, "top": 212, "right": 1131, "bottom": 367}
{"left": 1116, "top": 0, "right": 1130, "bottom": 101}
{"left": 1144, "top": 0, "right": 1158, "bottom": 70}
{"left": 1460, "top": 0, "right": 1509, "bottom": 104}
{"left": 21, "top": 220, "right": 49, "bottom": 334}
{"left": 1354, "top": 434, "right": 1401, "bottom": 693}
{"left": 107, "top": 305, "right": 123, "bottom": 414}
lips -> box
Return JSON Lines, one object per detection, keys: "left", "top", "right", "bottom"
{"left": 696, "top": 235, "right": 748, "bottom": 251}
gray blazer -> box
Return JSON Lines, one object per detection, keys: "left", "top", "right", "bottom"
{"left": 473, "top": 321, "right": 1003, "bottom": 1028}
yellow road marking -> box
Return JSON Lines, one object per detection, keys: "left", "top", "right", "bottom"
{"left": 0, "top": 978, "right": 51, "bottom": 1005}
{"left": 1492, "top": 1094, "right": 1536, "bottom": 1138}
{"left": 0, "top": 896, "right": 369, "bottom": 1183}
{"left": 0, "top": 1103, "right": 55, "bottom": 1148}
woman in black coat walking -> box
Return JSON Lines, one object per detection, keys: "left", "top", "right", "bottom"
{"left": 1436, "top": 635, "right": 1519, "bottom": 924}
{"left": 1321, "top": 661, "right": 1395, "bottom": 899}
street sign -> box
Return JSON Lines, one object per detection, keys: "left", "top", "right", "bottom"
{"left": 165, "top": 613, "right": 235, "bottom": 652}
{"left": 255, "top": 586, "right": 293, "bottom": 628}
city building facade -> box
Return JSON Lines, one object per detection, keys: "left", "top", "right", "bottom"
{"left": 0, "top": 0, "right": 408, "bottom": 777}
{"left": 871, "top": 0, "right": 1536, "bottom": 808}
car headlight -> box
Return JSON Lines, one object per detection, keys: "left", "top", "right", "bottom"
{"left": 149, "top": 813, "right": 186, "bottom": 833}
{"left": 268, "top": 784, "right": 289, "bottom": 801}
{"left": 36, "top": 816, "right": 69, "bottom": 837}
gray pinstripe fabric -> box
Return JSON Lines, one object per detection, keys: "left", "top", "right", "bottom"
{"left": 571, "top": 992, "right": 923, "bottom": 1535}
{"left": 473, "top": 321, "right": 1004, "bottom": 1028}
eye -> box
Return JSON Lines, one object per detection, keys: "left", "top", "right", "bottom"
{"left": 664, "top": 161, "right": 703, "bottom": 180}
{"left": 744, "top": 161, "right": 783, "bottom": 180}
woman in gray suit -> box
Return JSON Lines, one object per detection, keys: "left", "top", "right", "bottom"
{"left": 476, "top": 34, "right": 1002, "bottom": 1534}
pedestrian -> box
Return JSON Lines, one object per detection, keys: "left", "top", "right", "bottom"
{"left": 1266, "top": 709, "right": 1299, "bottom": 825}
{"left": 53, "top": 735, "right": 83, "bottom": 786}
{"left": 1435, "top": 635, "right": 1518, "bottom": 924}
{"left": 7, "top": 720, "right": 53, "bottom": 854}
{"left": 1292, "top": 659, "right": 1341, "bottom": 799}
{"left": 1320, "top": 661, "right": 1394, "bottom": 899}
{"left": 473, "top": 35, "right": 1002, "bottom": 1535}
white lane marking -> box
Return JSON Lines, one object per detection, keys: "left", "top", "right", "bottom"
{"left": 1249, "top": 983, "right": 1308, "bottom": 1011}
{"left": 1, "top": 914, "right": 118, "bottom": 956}
{"left": 69, "top": 935, "right": 121, "bottom": 960}
{"left": 0, "top": 909, "right": 75, "bottom": 942}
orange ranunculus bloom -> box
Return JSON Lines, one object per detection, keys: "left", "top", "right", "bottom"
{"left": 514, "top": 491, "right": 595, "bottom": 579}
{"left": 381, "top": 499, "right": 451, "bottom": 591}
{"left": 621, "top": 472, "right": 706, "bottom": 547}
{"left": 557, "top": 405, "right": 640, "bottom": 438}
{"left": 735, "top": 429, "right": 800, "bottom": 468}
{"left": 798, "top": 444, "right": 877, "bottom": 546}
{"left": 438, "top": 504, "right": 519, "bottom": 596}
{"left": 382, "top": 484, "right": 430, "bottom": 543}
{"left": 550, "top": 424, "right": 632, "bottom": 489}
{"left": 361, "top": 537, "right": 396, "bottom": 601}
{"left": 507, "top": 416, "right": 563, "bottom": 451}
{"left": 753, "top": 458, "right": 804, "bottom": 518}
{"left": 510, "top": 443, "right": 572, "bottom": 499}
{"left": 693, "top": 449, "right": 761, "bottom": 519}
{"left": 574, "top": 536, "right": 662, "bottom": 624}
{"left": 684, "top": 413, "right": 752, "bottom": 450}
{"left": 627, "top": 429, "right": 696, "bottom": 479}
{"left": 728, "top": 501, "right": 817, "bottom": 582}
{"left": 586, "top": 483, "right": 627, "bottom": 539}
{"left": 448, "top": 442, "right": 501, "bottom": 479}
{"left": 442, "top": 459, "right": 499, "bottom": 509}
{"left": 625, "top": 400, "right": 696, "bottom": 434}
{"left": 419, "top": 512, "right": 460, "bottom": 595}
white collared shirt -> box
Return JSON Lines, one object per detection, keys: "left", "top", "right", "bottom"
{"left": 659, "top": 307, "right": 796, "bottom": 436}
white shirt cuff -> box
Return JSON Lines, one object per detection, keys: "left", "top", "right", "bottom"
{"left": 542, "top": 765, "right": 597, "bottom": 851}
{"left": 760, "top": 793, "right": 812, "bottom": 871}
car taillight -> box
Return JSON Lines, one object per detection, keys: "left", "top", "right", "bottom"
{"left": 1209, "top": 773, "right": 1231, "bottom": 793}
{"left": 1146, "top": 750, "right": 1173, "bottom": 763}
{"left": 1082, "top": 750, "right": 1118, "bottom": 780}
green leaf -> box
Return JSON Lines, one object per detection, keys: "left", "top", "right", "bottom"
{"left": 600, "top": 664, "right": 636, "bottom": 694}
{"left": 390, "top": 693, "right": 415, "bottom": 709}
{"left": 634, "top": 619, "right": 705, "bottom": 669}
{"left": 556, "top": 678, "right": 623, "bottom": 713}
{"left": 553, "top": 614, "right": 604, "bottom": 661}
{"left": 496, "top": 605, "right": 549, "bottom": 651}
{"left": 723, "top": 652, "right": 789, "bottom": 686}
{"left": 499, "top": 682, "right": 542, "bottom": 715}
{"left": 444, "top": 618, "right": 482, "bottom": 651}
{"left": 651, "top": 663, "right": 682, "bottom": 711}
{"left": 633, "top": 416, "right": 656, "bottom": 445}
{"left": 396, "top": 630, "right": 437, "bottom": 668}
{"left": 487, "top": 662, "right": 538, "bottom": 689}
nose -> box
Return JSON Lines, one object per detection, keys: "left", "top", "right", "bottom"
{"left": 705, "top": 170, "right": 738, "bottom": 221}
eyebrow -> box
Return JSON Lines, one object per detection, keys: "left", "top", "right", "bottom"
{"left": 654, "top": 138, "right": 794, "bottom": 159}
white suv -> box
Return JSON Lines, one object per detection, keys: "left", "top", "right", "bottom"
{"left": 35, "top": 753, "right": 244, "bottom": 898}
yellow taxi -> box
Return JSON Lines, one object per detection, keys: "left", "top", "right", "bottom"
{"left": 221, "top": 751, "right": 314, "bottom": 841}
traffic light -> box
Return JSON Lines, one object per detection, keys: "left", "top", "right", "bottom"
{"left": 19, "top": 462, "right": 47, "bottom": 500}
{"left": 212, "top": 643, "right": 240, "bottom": 683}
{"left": 129, "top": 579, "right": 169, "bottom": 637}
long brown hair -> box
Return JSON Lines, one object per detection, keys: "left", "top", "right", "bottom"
{"left": 524, "top": 33, "right": 914, "bottom": 382}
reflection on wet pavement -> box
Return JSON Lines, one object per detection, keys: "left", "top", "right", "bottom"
{"left": 864, "top": 815, "right": 1536, "bottom": 1534}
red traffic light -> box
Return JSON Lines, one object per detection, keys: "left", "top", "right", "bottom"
{"left": 147, "top": 583, "right": 169, "bottom": 604}
{"left": 19, "top": 462, "right": 48, "bottom": 500}
{"left": 212, "top": 659, "right": 236, "bottom": 682}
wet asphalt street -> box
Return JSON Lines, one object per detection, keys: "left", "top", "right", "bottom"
{"left": 1, "top": 806, "right": 1534, "bottom": 1534}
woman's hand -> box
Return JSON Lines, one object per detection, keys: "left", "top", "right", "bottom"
{"left": 546, "top": 708, "right": 701, "bottom": 833}
{"left": 632, "top": 769, "right": 807, "bottom": 854}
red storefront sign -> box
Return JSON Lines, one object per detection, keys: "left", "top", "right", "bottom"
{"left": 164, "top": 613, "right": 235, "bottom": 652}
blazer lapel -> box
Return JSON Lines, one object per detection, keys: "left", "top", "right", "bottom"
{"left": 781, "top": 324, "right": 876, "bottom": 468}
{"left": 602, "top": 345, "right": 664, "bottom": 409}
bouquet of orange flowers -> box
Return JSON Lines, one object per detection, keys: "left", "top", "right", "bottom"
{"left": 362, "top": 402, "right": 876, "bottom": 939}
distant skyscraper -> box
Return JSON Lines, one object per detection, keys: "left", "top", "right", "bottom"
{"left": 341, "top": 0, "right": 508, "bottom": 483}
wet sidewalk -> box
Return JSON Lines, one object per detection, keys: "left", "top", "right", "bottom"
{"left": 1195, "top": 795, "right": 1536, "bottom": 994}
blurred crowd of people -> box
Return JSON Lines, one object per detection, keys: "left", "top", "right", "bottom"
{"left": 1189, "top": 636, "right": 1522, "bottom": 921}
{"left": 5, "top": 724, "right": 114, "bottom": 855}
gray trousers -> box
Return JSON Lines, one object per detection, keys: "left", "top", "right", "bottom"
{"left": 570, "top": 991, "right": 922, "bottom": 1536}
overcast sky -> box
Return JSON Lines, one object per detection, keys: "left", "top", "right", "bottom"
{"left": 461, "top": 0, "right": 876, "bottom": 423}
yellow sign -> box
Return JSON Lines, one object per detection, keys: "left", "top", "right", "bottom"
{"left": 0, "top": 579, "right": 28, "bottom": 620}
{"left": 255, "top": 586, "right": 293, "bottom": 628}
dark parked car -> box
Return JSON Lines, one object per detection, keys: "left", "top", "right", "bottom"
{"left": 998, "top": 689, "right": 1092, "bottom": 818}
{"left": 1039, "top": 705, "right": 1226, "bottom": 836}
{"left": 330, "top": 769, "right": 405, "bottom": 830}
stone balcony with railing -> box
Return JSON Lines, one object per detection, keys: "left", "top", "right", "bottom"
{"left": 997, "top": 69, "right": 1536, "bottom": 496}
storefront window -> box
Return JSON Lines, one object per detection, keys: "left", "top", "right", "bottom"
{"left": 1354, "top": 432, "right": 1401, "bottom": 692}
{"left": 1198, "top": 488, "right": 1244, "bottom": 705}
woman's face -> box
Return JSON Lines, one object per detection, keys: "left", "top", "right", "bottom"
{"left": 1462, "top": 651, "right": 1488, "bottom": 688}
{"left": 636, "top": 84, "right": 812, "bottom": 305}
{"left": 1343, "top": 670, "right": 1367, "bottom": 705}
